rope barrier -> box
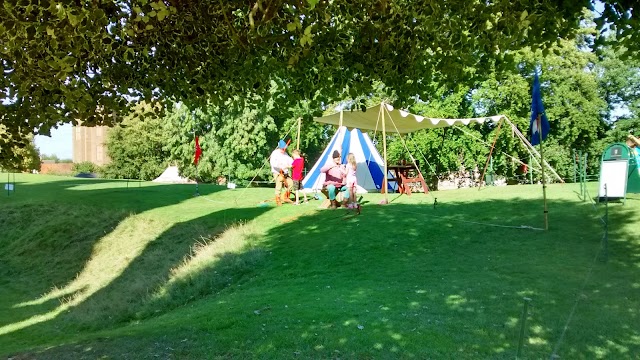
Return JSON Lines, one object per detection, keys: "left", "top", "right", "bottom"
{"left": 548, "top": 183, "right": 608, "bottom": 358}
{"left": 584, "top": 184, "right": 607, "bottom": 225}
{"left": 382, "top": 206, "right": 545, "bottom": 231}
{"left": 549, "top": 231, "right": 605, "bottom": 359}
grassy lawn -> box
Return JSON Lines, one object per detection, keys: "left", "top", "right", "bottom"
{"left": 1, "top": 173, "right": 639, "bottom": 359}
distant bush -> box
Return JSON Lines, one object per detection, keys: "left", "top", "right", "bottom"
{"left": 72, "top": 161, "right": 102, "bottom": 176}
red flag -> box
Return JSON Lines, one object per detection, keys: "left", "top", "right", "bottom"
{"left": 194, "top": 136, "right": 202, "bottom": 165}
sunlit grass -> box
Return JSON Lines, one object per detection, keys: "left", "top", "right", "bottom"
{"left": 0, "top": 213, "right": 171, "bottom": 335}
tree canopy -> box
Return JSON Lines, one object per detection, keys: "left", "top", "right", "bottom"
{"left": 2, "top": 1, "right": 639, "bottom": 167}
{"left": 0, "top": 125, "right": 40, "bottom": 172}
{"left": 87, "top": 13, "right": 640, "bottom": 185}
{"left": 2, "top": 1, "right": 628, "bottom": 134}
{"left": 382, "top": 20, "right": 617, "bottom": 185}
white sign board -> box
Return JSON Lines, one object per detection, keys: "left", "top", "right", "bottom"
{"left": 598, "top": 160, "right": 628, "bottom": 198}
{"left": 4, "top": 184, "right": 14, "bottom": 191}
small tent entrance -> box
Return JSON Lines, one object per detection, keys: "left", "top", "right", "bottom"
{"left": 153, "top": 166, "right": 194, "bottom": 184}
{"left": 302, "top": 126, "right": 396, "bottom": 193}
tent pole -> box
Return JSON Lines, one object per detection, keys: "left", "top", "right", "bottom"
{"left": 381, "top": 104, "right": 388, "bottom": 203}
{"left": 538, "top": 114, "right": 549, "bottom": 231}
{"left": 529, "top": 154, "right": 533, "bottom": 184}
{"left": 339, "top": 110, "right": 343, "bottom": 128}
{"left": 508, "top": 118, "right": 563, "bottom": 183}
{"left": 296, "top": 117, "right": 301, "bottom": 150}
{"left": 479, "top": 118, "right": 504, "bottom": 190}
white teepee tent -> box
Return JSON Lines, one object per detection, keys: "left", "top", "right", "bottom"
{"left": 152, "top": 166, "right": 194, "bottom": 184}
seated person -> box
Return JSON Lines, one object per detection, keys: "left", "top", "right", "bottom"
{"left": 320, "top": 150, "right": 349, "bottom": 209}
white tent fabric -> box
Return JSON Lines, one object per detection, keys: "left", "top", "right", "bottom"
{"left": 315, "top": 103, "right": 503, "bottom": 134}
{"left": 152, "top": 166, "right": 194, "bottom": 184}
{"left": 302, "top": 126, "right": 396, "bottom": 193}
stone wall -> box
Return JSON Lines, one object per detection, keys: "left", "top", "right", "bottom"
{"left": 40, "top": 163, "right": 73, "bottom": 175}
{"left": 435, "top": 168, "right": 506, "bottom": 190}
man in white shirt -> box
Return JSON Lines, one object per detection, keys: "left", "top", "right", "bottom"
{"left": 270, "top": 139, "right": 294, "bottom": 205}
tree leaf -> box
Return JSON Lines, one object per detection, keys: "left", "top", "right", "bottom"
{"left": 157, "top": 9, "right": 169, "bottom": 21}
{"left": 306, "top": 0, "right": 319, "bottom": 10}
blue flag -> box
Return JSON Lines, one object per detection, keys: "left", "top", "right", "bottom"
{"left": 530, "top": 73, "right": 550, "bottom": 146}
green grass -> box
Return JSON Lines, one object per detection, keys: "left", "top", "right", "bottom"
{"left": 1, "top": 173, "right": 639, "bottom": 359}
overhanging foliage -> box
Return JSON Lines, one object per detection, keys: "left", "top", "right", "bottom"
{"left": 1, "top": 1, "right": 608, "bottom": 134}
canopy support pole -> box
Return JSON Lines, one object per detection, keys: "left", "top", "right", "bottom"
{"left": 381, "top": 104, "right": 389, "bottom": 204}
{"left": 479, "top": 118, "right": 504, "bottom": 190}
{"left": 296, "top": 117, "right": 301, "bottom": 150}
{"left": 505, "top": 118, "right": 563, "bottom": 183}
{"left": 339, "top": 110, "right": 343, "bottom": 128}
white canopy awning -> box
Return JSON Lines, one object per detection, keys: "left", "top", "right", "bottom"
{"left": 314, "top": 103, "right": 503, "bottom": 134}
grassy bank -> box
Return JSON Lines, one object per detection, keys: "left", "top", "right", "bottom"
{"left": 1, "top": 174, "right": 639, "bottom": 359}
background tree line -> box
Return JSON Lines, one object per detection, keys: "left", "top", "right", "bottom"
{"left": 97, "top": 20, "right": 639, "bottom": 185}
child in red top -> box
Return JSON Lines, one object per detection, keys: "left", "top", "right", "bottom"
{"left": 291, "top": 149, "right": 308, "bottom": 205}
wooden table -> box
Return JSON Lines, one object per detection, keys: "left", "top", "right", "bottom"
{"left": 387, "top": 164, "right": 429, "bottom": 195}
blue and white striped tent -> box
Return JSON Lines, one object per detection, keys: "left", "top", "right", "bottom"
{"left": 302, "top": 126, "right": 396, "bottom": 193}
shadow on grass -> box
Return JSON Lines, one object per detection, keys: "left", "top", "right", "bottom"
{"left": 0, "top": 178, "right": 238, "bottom": 333}
{"left": 0, "top": 204, "right": 271, "bottom": 353}
{"left": 229, "top": 196, "right": 640, "bottom": 359}
{"left": 2, "top": 188, "right": 640, "bottom": 359}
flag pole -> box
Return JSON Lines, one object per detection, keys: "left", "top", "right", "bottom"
{"left": 195, "top": 163, "right": 200, "bottom": 196}
{"left": 538, "top": 115, "right": 548, "bottom": 230}
{"left": 194, "top": 134, "right": 201, "bottom": 197}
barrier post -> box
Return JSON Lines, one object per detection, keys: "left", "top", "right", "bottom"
{"left": 601, "top": 184, "right": 609, "bottom": 263}
{"left": 516, "top": 297, "right": 532, "bottom": 359}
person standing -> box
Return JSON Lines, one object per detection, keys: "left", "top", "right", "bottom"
{"left": 291, "top": 149, "right": 308, "bottom": 205}
{"left": 627, "top": 134, "right": 640, "bottom": 152}
{"left": 344, "top": 153, "right": 359, "bottom": 209}
{"left": 270, "top": 140, "right": 294, "bottom": 205}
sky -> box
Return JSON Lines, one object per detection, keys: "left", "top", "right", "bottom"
{"left": 34, "top": 123, "right": 73, "bottom": 159}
